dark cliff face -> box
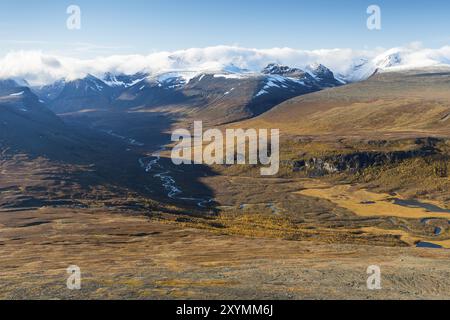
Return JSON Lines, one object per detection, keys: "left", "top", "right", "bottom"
{"left": 293, "top": 139, "right": 443, "bottom": 176}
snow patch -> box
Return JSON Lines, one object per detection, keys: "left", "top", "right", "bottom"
{"left": 9, "top": 91, "right": 24, "bottom": 96}
{"left": 255, "top": 75, "right": 305, "bottom": 97}
{"left": 255, "top": 89, "right": 268, "bottom": 97}
{"left": 224, "top": 88, "right": 235, "bottom": 95}
{"left": 213, "top": 73, "right": 246, "bottom": 79}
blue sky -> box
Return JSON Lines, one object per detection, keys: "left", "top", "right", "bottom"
{"left": 0, "top": 0, "right": 449, "bottom": 57}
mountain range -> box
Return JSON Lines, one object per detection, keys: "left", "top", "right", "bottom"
{"left": 3, "top": 59, "right": 450, "bottom": 159}
{"left": 29, "top": 63, "right": 343, "bottom": 123}
{"left": 0, "top": 79, "right": 84, "bottom": 158}
{"left": 23, "top": 45, "right": 449, "bottom": 118}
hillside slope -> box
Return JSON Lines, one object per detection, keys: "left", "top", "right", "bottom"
{"left": 0, "top": 80, "right": 75, "bottom": 158}
{"left": 245, "top": 68, "right": 450, "bottom": 137}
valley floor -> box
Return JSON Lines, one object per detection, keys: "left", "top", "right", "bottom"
{"left": 1, "top": 207, "right": 450, "bottom": 300}
{"left": 2, "top": 110, "right": 450, "bottom": 300}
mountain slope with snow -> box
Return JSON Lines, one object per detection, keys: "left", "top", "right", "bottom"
{"left": 103, "top": 72, "right": 149, "bottom": 88}
{"left": 36, "top": 63, "right": 343, "bottom": 122}
{"left": 0, "top": 79, "right": 84, "bottom": 158}
{"left": 27, "top": 46, "right": 450, "bottom": 124}
{"left": 47, "top": 74, "right": 116, "bottom": 113}
{"left": 111, "top": 63, "right": 344, "bottom": 123}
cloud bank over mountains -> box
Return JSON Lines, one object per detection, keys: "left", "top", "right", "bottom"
{"left": 1, "top": 44, "right": 450, "bottom": 85}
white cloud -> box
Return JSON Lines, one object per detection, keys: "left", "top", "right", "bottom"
{"left": 0, "top": 44, "right": 449, "bottom": 85}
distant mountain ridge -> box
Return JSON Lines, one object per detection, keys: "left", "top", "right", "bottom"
{"left": 103, "top": 72, "right": 149, "bottom": 88}
{"left": 43, "top": 74, "right": 115, "bottom": 113}
{"left": 5, "top": 44, "right": 450, "bottom": 88}
{"left": 31, "top": 63, "right": 344, "bottom": 122}
{"left": 0, "top": 78, "right": 81, "bottom": 158}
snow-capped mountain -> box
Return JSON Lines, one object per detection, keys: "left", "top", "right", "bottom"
{"left": 102, "top": 72, "right": 149, "bottom": 88}
{"left": 0, "top": 78, "right": 95, "bottom": 161}
{"left": 46, "top": 74, "right": 115, "bottom": 113}
{"left": 0, "top": 79, "right": 29, "bottom": 90}
{"left": 4, "top": 45, "right": 450, "bottom": 87}
{"left": 338, "top": 58, "right": 375, "bottom": 83}
{"left": 71, "top": 74, "right": 109, "bottom": 93}
{"left": 262, "top": 63, "right": 316, "bottom": 83}
{"left": 33, "top": 79, "right": 66, "bottom": 103}
{"left": 149, "top": 71, "right": 200, "bottom": 89}
{"left": 35, "top": 62, "right": 345, "bottom": 121}
{"left": 338, "top": 49, "right": 433, "bottom": 82}
{"left": 0, "top": 78, "right": 63, "bottom": 130}
{"left": 375, "top": 52, "right": 403, "bottom": 69}
{"left": 262, "top": 63, "right": 342, "bottom": 88}
{"left": 112, "top": 63, "right": 343, "bottom": 122}
{"left": 306, "top": 63, "right": 344, "bottom": 87}
{"left": 114, "top": 72, "right": 195, "bottom": 108}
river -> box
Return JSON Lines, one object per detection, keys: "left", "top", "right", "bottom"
{"left": 101, "top": 128, "right": 214, "bottom": 208}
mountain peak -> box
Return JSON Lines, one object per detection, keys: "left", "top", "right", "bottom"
{"left": 67, "top": 74, "right": 108, "bottom": 92}
{"left": 0, "top": 78, "right": 29, "bottom": 89}
{"left": 103, "top": 72, "right": 149, "bottom": 88}
{"left": 375, "top": 52, "right": 403, "bottom": 69}
{"left": 83, "top": 74, "right": 106, "bottom": 84}
{"left": 263, "top": 63, "right": 299, "bottom": 74}
{"left": 307, "top": 63, "right": 333, "bottom": 77}
{"left": 306, "top": 63, "right": 342, "bottom": 87}
{"left": 261, "top": 63, "right": 309, "bottom": 79}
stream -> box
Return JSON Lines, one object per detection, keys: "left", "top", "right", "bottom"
{"left": 139, "top": 148, "right": 214, "bottom": 208}
{"left": 100, "top": 128, "right": 213, "bottom": 208}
